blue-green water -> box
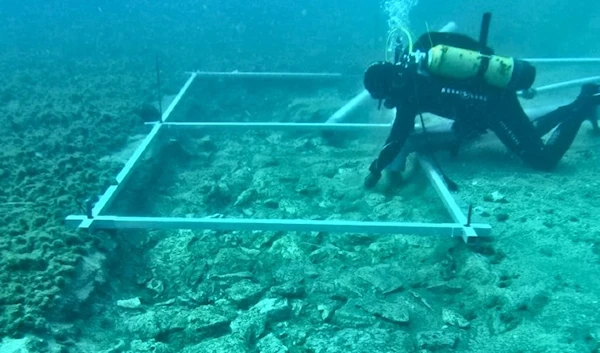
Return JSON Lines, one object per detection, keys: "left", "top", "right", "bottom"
{"left": 0, "top": 1, "right": 599, "bottom": 352}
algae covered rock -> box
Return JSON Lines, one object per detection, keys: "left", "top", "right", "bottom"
{"left": 354, "top": 264, "right": 405, "bottom": 294}
{"left": 357, "top": 297, "right": 410, "bottom": 325}
{"left": 230, "top": 308, "right": 268, "bottom": 343}
{"left": 442, "top": 308, "right": 470, "bottom": 329}
{"left": 257, "top": 333, "right": 289, "bottom": 353}
{"left": 230, "top": 297, "right": 292, "bottom": 343}
{"left": 53, "top": 251, "right": 107, "bottom": 318}
{"left": 416, "top": 330, "right": 459, "bottom": 350}
{"left": 270, "top": 280, "right": 305, "bottom": 298}
{"left": 304, "top": 328, "right": 409, "bottom": 353}
{"left": 117, "top": 297, "right": 142, "bottom": 310}
{"left": 209, "top": 248, "right": 256, "bottom": 277}
{"left": 0, "top": 337, "right": 34, "bottom": 353}
{"left": 173, "top": 305, "right": 231, "bottom": 341}
{"left": 332, "top": 299, "right": 377, "bottom": 328}
{"left": 126, "top": 339, "right": 171, "bottom": 353}
{"left": 124, "top": 311, "right": 161, "bottom": 341}
{"left": 181, "top": 335, "right": 247, "bottom": 353}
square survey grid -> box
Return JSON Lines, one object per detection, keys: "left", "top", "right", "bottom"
{"left": 65, "top": 71, "right": 491, "bottom": 243}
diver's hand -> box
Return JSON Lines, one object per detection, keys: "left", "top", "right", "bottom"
{"left": 364, "top": 171, "right": 381, "bottom": 189}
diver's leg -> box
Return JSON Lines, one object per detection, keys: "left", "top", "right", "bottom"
{"left": 489, "top": 90, "right": 597, "bottom": 170}
{"left": 529, "top": 84, "right": 600, "bottom": 135}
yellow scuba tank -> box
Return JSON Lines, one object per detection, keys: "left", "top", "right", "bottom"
{"left": 386, "top": 13, "right": 536, "bottom": 91}
{"left": 425, "top": 44, "right": 536, "bottom": 91}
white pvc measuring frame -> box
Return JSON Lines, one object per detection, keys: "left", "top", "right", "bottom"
{"left": 65, "top": 70, "right": 487, "bottom": 242}
{"left": 64, "top": 67, "right": 600, "bottom": 242}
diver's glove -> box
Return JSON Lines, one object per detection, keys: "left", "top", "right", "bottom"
{"left": 364, "top": 172, "right": 381, "bottom": 189}
{"left": 577, "top": 84, "right": 600, "bottom": 105}
{"left": 364, "top": 161, "right": 382, "bottom": 189}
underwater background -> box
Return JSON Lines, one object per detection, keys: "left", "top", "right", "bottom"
{"left": 0, "top": 0, "right": 599, "bottom": 352}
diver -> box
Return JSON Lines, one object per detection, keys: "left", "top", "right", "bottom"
{"left": 362, "top": 14, "right": 600, "bottom": 189}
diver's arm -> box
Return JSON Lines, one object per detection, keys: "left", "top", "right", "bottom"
{"left": 365, "top": 107, "right": 416, "bottom": 187}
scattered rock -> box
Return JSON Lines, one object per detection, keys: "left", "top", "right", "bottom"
{"left": 355, "top": 264, "right": 404, "bottom": 294}
{"left": 206, "top": 183, "right": 232, "bottom": 205}
{"left": 257, "top": 333, "right": 289, "bottom": 353}
{"left": 489, "top": 309, "right": 522, "bottom": 334}
{"left": 225, "top": 280, "right": 264, "bottom": 308}
{"left": 251, "top": 231, "right": 280, "bottom": 249}
{"left": 495, "top": 212, "right": 509, "bottom": 222}
{"left": 416, "top": 331, "right": 458, "bottom": 350}
{"left": 332, "top": 299, "right": 377, "bottom": 328}
{"left": 358, "top": 297, "right": 410, "bottom": 325}
{"left": 53, "top": 251, "right": 106, "bottom": 319}
{"left": 252, "top": 155, "right": 279, "bottom": 168}
{"left": 364, "top": 193, "right": 386, "bottom": 207}
{"left": 263, "top": 199, "right": 280, "bottom": 209}
{"left": 197, "top": 136, "right": 217, "bottom": 152}
{"left": 128, "top": 339, "right": 171, "bottom": 353}
{"left": 317, "top": 300, "right": 343, "bottom": 322}
{"left": 268, "top": 235, "right": 306, "bottom": 262}
{"left": 330, "top": 275, "right": 364, "bottom": 300}
{"left": 210, "top": 248, "right": 255, "bottom": 276}
{"left": 309, "top": 281, "right": 336, "bottom": 296}
{"left": 273, "top": 262, "right": 311, "bottom": 283}
{"left": 0, "top": 337, "right": 34, "bottom": 353}
{"left": 295, "top": 181, "right": 321, "bottom": 196}
{"left": 542, "top": 220, "right": 554, "bottom": 228}
{"left": 442, "top": 308, "right": 470, "bottom": 329}
{"left": 181, "top": 335, "right": 246, "bottom": 353}
{"left": 208, "top": 271, "right": 254, "bottom": 282}
{"left": 234, "top": 189, "right": 257, "bottom": 207}
{"left": 146, "top": 278, "right": 165, "bottom": 298}
{"left": 253, "top": 297, "right": 291, "bottom": 322}
{"left": 117, "top": 297, "right": 142, "bottom": 310}
{"left": 230, "top": 309, "right": 267, "bottom": 343}
{"left": 473, "top": 206, "right": 490, "bottom": 217}
{"left": 124, "top": 311, "right": 161, "bottom": 340}
{"left": 366, "top": 241, "right": 403, "bottom": 262}
{"left": 309, "top": 245, "right": 339, "bottom": 264}
{"left": 316, "top": 163, "right": 337, "bottom": 178}
{"left": 176, "top": 306, "right": 231, "bottom": 340}
{"left": 290, "top": 299, "right": 306, "bottom": 317}
{"left": 458, "top": 254, "right": 496, "bottom": 285}
{"left": 305, "top": 328, "right": 409, "bottom": 353}
{"left": 99, "top": 339, "right": 127, "bottom": 353}
{"left": 484, "top": 191, "right": 508, "bottom": 203}
{"left": 270, "top": 280, "right": 305, "bottom": 298}
{"left": 426, "top": 282, "right": 463, "bottom": 295}
{"left": 230, "top": 298, "right": 291, "bottom": 343}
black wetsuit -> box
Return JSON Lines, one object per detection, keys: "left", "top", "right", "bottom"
{"left": 368, "top": 33, "right": 594, "bottom": 177}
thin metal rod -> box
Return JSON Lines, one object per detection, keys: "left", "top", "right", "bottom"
{"left": 156, "top": 54, "right": 163, "bottom": 120}
{"left": 187, "top": 71, "right": 350, "bottom": 79}
{"left": 146, "top": 121, "right": 392, "bottom": 131}
{"left": 65, "top": 215, "right": 492, "bottom": 236}
{"left": 524, "top": 58, "right": 600, "bottom": 64}
{"left": 517, "top": 76, "right": 600, "bottom": 98}
{"left": 533, "top": 76, "right": 600, "bottom": 93}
